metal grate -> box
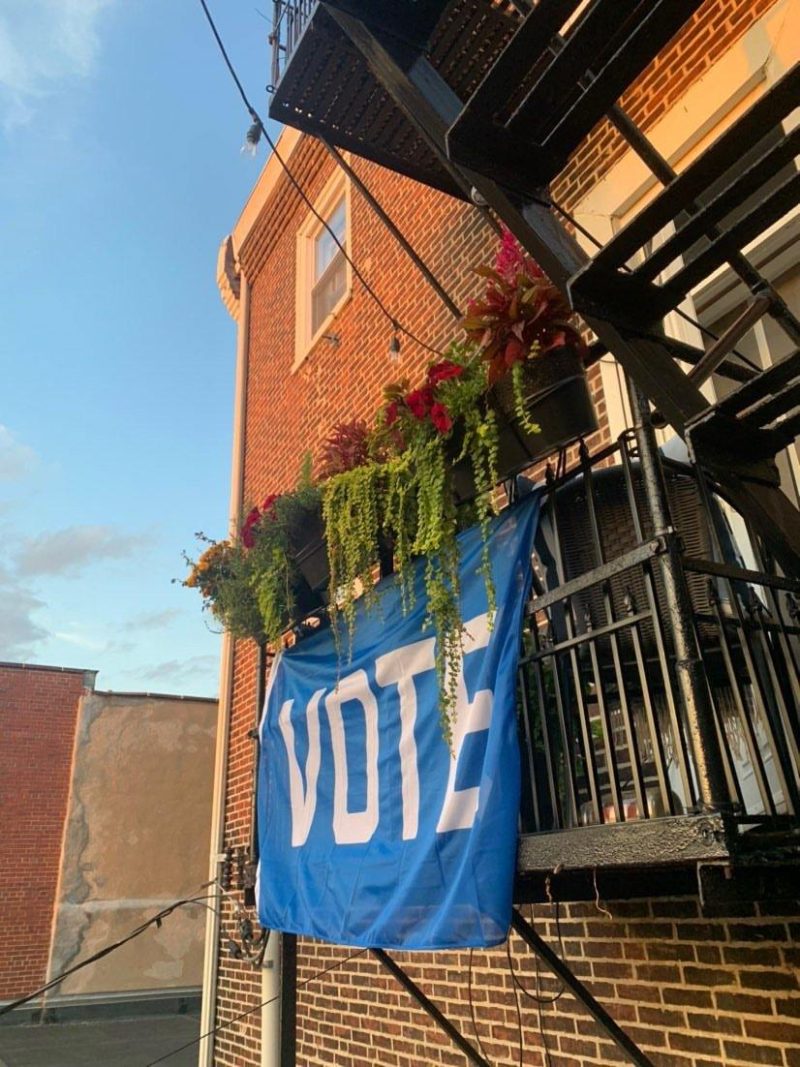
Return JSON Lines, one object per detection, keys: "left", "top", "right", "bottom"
{"left": 518, "top": 433, "right": 800, "bottom": 844}
{"left": 270, "top": 0, "right": 316, "bottom": 89}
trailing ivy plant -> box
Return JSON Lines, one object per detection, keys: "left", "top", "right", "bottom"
{"left": 239, "top": 455, "right": 323, "bottom": 647}
{"left": 373, "top": 342, "right": 501, "bottom": 743}
{"left": 322, "top": 458, "right": 385, "bottom": 652}
{"left": 181, "top": 232, "right": 587, "bottom": 744}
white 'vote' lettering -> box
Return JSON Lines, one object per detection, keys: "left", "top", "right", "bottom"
{"left": 277, "top": 614, "right": 493, "bottom": 846}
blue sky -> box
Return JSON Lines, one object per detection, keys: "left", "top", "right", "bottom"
{"left": 0, "top": 1, "right": 278, "bottom": 696}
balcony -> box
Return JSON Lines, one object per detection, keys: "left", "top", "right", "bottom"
{"left": 268, "top": 0, "right": 524, "bottom": 196}
{"left": 266, "top": 0, "right": 800, "bottom": 898}
{"left": 515, "top": 431, "right": 800, "bottom": 900}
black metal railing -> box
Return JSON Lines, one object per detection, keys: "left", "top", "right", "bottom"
{"left": 269, "top": 0, "right": 315, "bottom": 89}
{"left": 517, "top": 431, "right": 800, "bottom": 843}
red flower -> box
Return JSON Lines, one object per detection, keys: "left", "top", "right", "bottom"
{"left": 429, "top": 402, "right": 453, "bottom": 434}
{"left": 260, "top": 493, "right": 280, "bottom": 519}
{"left": 385, "top": 400, "right": 399, "bottom": 427}
{"left": 495, "top": 226, "right": 544, "bottom": 284}
{"left": 427, "top": 360, "right": 465, "bottom": 387}
{"left": 241, "top": 506, "right": 261, "bottom": 549}
{"left": 405, "top": 386, "right": 434, "bottom": 420}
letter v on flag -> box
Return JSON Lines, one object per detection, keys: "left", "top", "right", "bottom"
{"left": 257, "top": 493, "right": 540, "bottom": 950}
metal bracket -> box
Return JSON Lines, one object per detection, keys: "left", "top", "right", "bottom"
{"left": 510, "top": 909, "right": 656, "bottom": 1066}
{"left": 371, "top": 949, "right": 491, "bottom": 1067}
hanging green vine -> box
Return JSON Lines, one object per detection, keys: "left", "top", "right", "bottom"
{"left": 181, "top": 230, "right": 590, "bottom": 746}
{"left": 322, "top": 461, "right": 385, "bottom": 653}
{"left": 511, "top": 356, "right": 543, "bottom": 437}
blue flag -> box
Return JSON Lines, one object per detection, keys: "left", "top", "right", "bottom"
{"left": 256, "top": 493, "right": 540, "bottom": 949}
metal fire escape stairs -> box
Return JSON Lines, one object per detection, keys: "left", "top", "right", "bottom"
{"left": 311, "top": 0, "right": 800, "bottom": 578}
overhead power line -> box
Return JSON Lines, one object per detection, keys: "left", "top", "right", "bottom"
{"left": 0, "top": 892, "right": 218, "bottom": 1018}
{"left": 143, "top": 947, "right": 367, "bottom": 1065}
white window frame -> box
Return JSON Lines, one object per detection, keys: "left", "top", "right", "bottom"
{"left": 294, "top": 168, "right": 352, "bottom": 369}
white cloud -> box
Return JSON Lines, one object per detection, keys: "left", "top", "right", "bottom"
{"left": 15, "top": 524, "right": 151, "bottom": 577}
{"left": 53, "top": 629, "right": 105, "bottom": 651}
{"left": 123, "top": 609, "right": 181, "bottom": 632}
{"left": 0, "top": 425, "right": 38, "bottom": 481}
{"left": 140, "top": 655, "right": 220, "bottom": 691}
{"left": 0, "top": 564, "right": 48, "bottom": 657}
{"left": 0, "top": 1, "right": 114, "bottom": 128}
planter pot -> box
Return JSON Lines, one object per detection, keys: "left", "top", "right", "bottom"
{"left": 449, "top": 346, "right": 597, "bottom": 504}
{"left": 448, "top": 441, "right": 479, "bottom": 506}
{"left": 289, "top": 502, "right": 396, "bottom": 609}
{"left": 291, "top": 572, "right": 327, "bottom": 622}
{"left": 490, "top": 345, "right": 597, "bottom": 479}
{"left": 290, "top": 505, "right": 329, "bottom": 595}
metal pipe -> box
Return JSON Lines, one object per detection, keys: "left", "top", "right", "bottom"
{"left": 627, "top": 380, "right": 730, "bottom": 813}
{"left": 280, "top": 934, "right": 297, "bottom": 1066}
{"left": 371, "top": 949, "right": 491, "bottom": 1067}
{"left": 247, "top": 641, "right": 270, "bottom": 906}
{"left": 261, "top": 933, "right": 283, "bottom": 1067}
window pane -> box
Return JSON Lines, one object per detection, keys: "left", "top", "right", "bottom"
{"left": 314, "top": 198, "right": 346, "bottom": 281}
{"left": 312, "top": 251, "right": 347, "bottom": 334}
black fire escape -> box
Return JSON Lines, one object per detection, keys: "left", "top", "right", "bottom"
{"left": 265, "top": 3, "right": 800, "bottom": 1063}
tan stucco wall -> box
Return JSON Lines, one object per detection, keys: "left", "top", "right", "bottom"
{"left": 47, "top": 692, "right": 217, "bottom": 998}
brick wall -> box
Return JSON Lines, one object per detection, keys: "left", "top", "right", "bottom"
{"left": 294, "top": 897, "right": 800, "bottom": 1067}
{"left": 0, "top": 664, "right": 89, "bottom": 1000}
{"left": 211, "top": 149, "right": 615, "bottom": 1065}
{"left": 552, "top": 0, "right": 784, "bottom": 212}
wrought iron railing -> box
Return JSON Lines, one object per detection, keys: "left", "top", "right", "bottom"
{"left": 269, "top": 0, "right": 316, "bottom": 90}
{"left": 517, "top": 431, "right": 800, "bottom": 847}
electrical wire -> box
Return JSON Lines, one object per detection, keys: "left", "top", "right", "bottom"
{"left": 468, "top": 948, "right": 497, "bottom": 1067}
{"left": 198, "top": 0, "right": 445, "bottom": 358}
{"left": 0, "top": 893, "right": 218, "bottom": 1018}
{"left": 143, "top": 947, "right": 367, "bottom": 1066}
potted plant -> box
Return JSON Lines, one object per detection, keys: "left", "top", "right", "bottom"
{"left": 326, "top": 343, "right": 500, "bottom": 740}
{"left": 182, "top": 459, "right": 326, "bottom": 648}
{"left": 463, "top": 228, "right": 597, "bottom": 477}
{"left": 181, "top": 535, "right": 265, "bottom": 643}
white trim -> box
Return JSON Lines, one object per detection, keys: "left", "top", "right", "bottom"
{"left": 293, "top": 168, "right": 353, "bottom": 370}
{"left": 260, "top": 941, "right": 282, "bottom": 1067}
{"left": 198, "top": 272, "right": 251, "bottom": 1067}
{"left": 753, "top": 316, "right": 800, "bottom": 504}
{"left": 691, "top": 209, "right": 800, "bottom": 321}
{"left": 230, "top": 127, "right": 304, "bottom": 255}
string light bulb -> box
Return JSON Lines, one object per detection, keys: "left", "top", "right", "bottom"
{"left": 389, "top": 323, "right": 401, "bottom": 361}
{"left": 241, "top": 117, "right": 262, "bottom": 157}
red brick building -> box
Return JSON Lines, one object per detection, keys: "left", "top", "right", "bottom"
{"left": 203, "top": 1, "right": 800, "bottom": 1064}
{"left": 0, "top": 663, "right": 93, "bottom": 1002}
{"left": 0, "top": 663, "right": 216, "bottom": 1023}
